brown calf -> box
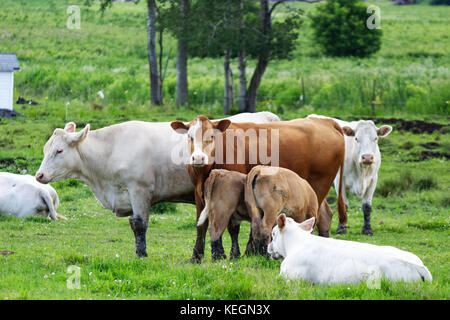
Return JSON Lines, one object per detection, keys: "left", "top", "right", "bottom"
{"left": 245, "top": 166, "right": 319, "bottom": 254}
{"left": 171, "top": 115, "right": 347, "bottom": 262}
{"left": 198, "top": 166, "right": 321, "bottom": 260}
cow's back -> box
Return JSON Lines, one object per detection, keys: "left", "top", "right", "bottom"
{"left": 210, "top": 117, "right": 345, "bottom": 205}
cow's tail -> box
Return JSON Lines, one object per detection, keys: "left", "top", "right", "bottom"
{"left": 337, "top": 161, "right": 348, "bottom": 225}
{"left": 245, "top": 167, "right": 262, "bottom": 221}
{"left": 197, "top": 172, "right": 217, "bottom": 227}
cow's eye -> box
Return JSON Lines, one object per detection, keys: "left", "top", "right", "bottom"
{"left": 374, "top": 137, "right": 378, "bottom": 142}
{"left": 355, "top": 137, "right": 358, "bottom": 142}
{"left": 56, "top": 149, "right": 63, "bottom": 155}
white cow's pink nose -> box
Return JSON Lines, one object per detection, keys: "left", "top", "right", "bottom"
{"left": 191, "top": 154, "right": 206, "bottom": 166}
{"left": 361, "top": 154, "right": 374, "bottom": 164}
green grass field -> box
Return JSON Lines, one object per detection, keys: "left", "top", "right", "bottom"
{"left": 0, "top": 0, "right": 449, "bottom": 300}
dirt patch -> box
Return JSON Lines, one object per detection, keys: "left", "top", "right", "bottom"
{"left": 0, "top": 250, "right": 14, "bottom": 256}
{"left": 419, "top": 151, "right": 450, "bottom": 161}
{"left": 419, "top": 142, "right": 440, "bottom": 149}
{"left": 346, "top": 117, "right": 446, "bottom": 134}
{"left": 0, "top": 157, "right": 26, "bottom": 167}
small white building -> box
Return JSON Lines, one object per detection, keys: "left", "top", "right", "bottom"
{"left": 0, "top": 53, "right": 20, "bottom": 111}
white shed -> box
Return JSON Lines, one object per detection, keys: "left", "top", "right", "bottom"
{"left": 0, "top": 53, "right": 20, "bottom": 111}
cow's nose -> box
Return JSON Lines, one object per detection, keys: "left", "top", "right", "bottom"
{"left": 191, "top": 154, "right": 206, "bottom": 165}
{"left": 36, "top": 172, "right": 44, "bottom": 181}
{"left": 361, "top": 154, "right": 374, "bottom": 164}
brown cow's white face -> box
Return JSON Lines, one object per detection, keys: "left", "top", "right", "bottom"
{"left": 342, "top": 121, "right": 392, "bottom": 166}
{"left": 171, "top": 116, "right": 231, "bottom": 167}
{"left": 36, "top": 122, "right": 90, "bottom": 183}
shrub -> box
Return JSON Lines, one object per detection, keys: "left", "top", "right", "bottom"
{"left": 311, "top": 0, "right": 382, "bottom": 57}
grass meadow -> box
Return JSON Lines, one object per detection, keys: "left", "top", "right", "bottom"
{"left": 0, "top": 0, "right": 449, "bottom": 299}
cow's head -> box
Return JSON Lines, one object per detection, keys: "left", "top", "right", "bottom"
{"left": 36, "top": 122, "right": 90, "bottom": 184}
{"left": 268, "top": 214, "right": 315, "bottom": 260}
{"left": 170, "top": 115, "right": 231, "bottom": 167}
{"left": 342, "top": 121, "right": 392, "bottom": 165}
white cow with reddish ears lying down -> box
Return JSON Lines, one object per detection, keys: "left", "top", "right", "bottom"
{"left": 0, "top": 172, "right": 66, "bottom": 220}
{"left": 268, "top": 214, "right": 432, "bottom": 285}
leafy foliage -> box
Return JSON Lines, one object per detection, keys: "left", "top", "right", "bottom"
{"left": 311, "top": 0, "right": 382, "bottom": 57}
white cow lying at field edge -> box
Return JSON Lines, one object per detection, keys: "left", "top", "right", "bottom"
{"left": 268, "top": 214, "right": 432, "bottom": 285}
{"left": 0, "top": 172, "right": 65, "bottom": 220}
{"left": 35, "top": 112, "right": 279, "bottom": 258}
{"left": 308, "top": 114, "right": 392, "bottom": 235}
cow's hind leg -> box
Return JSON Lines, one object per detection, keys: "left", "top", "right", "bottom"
{"left": 228, "top": 217, "right": 241, "bottom": 260}
{"left": 317, "top": 200, "right": 333, "bottom": 237}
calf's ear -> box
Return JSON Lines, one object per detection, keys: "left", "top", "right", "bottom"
{"left": 342, "top": 126, "right": 355, "bottom": 137}
{"left": 214, "top": 119, "right": 231, "bottom": 132}
{"left": 277, "top": 214, "right": 287, "bottom": 231}
{"left": 299, "top": 217, "right": 315, "bottom": 233}
{"left": 171, "top": 121, "right": 189, "bottom": 134}
{"left": 64, "top": 122, "right": 76, "bottom": 133}
{"left": 377, "top": 125, "right": 392, "bottom": 137}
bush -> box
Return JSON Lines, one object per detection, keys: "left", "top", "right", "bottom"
{"left": 311, "top": 0, "right": 382, "bottom": 57}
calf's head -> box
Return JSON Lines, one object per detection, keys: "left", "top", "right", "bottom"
{"left": 170, "top": 115, "right": 231, "bottom": 167}
{"left": 267, "top": 214, "right": 315, "bottom": 260}
{"left": 342, "top": 121, "right": 392, "bottom": 165}
{"left": 36, "top": 122, "right": 90, "bottom": 183}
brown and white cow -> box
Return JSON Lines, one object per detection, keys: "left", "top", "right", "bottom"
{"left": 197, "top": 166, "right": 320, "bottom": 260}
{"left": 171, "top": 115, "right": 347, "bottom": 262}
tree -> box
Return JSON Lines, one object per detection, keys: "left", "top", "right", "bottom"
{"left": 189, "top": 0, "right": 301, "bottom": 113}
{"left": 311, "top": 0, "right": 382, "bottom": 57}
{"left": 176, "top": 0, "right": 190, "bottom": 107}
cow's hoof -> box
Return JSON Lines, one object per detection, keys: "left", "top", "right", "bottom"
{"left": 136, "top": 250, "right": 148, "bottom": 258}
{"left": 318, "top": 232, "right": 330, "bottom": 238}
{"left": 362, "top": 227, "right": 373, "bottom": 236}
{"left": 230, "top": 251, "right": 241, "bottom": 260}
{"left": 212, "top": 253, "right": 227, "bottom": 261}
{"left": 336, "top": 224, "right": 347, "bottom": 235}
{"left": 190, "top": 253, "right": 204, "bottom": 264}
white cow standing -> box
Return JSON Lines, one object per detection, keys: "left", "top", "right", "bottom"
{"left": 35, "top": 112, "right": 279, "bottom": 257}
{"left": 0, "top": 172, "right": 65, "bottom": 220}
{"left": 308, "top": 115, "right": 392, "bottom": 235}
{"left": 268, "top": 214, "right": 432, "bottom": 284}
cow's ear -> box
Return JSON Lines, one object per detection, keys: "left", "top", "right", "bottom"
{"left": 277, "top": 214, "right": 287, "bottom": 231}
{"left": 68, "top": 124, "right": 90, "bottom": 144}
{"left": 299, "top": 217, "right": 315, "bottom": 233}
{"left": 342, "top": 126, "right": 355, "bottom": 137}
{"left": 64, "top": 122, "right": 76, "bottom": 133}
{"left": 377, "top": 125, "right": 392, "bottom": 137}
{"left": 214, "top": 119, "right": 231, "bottom": 132}
{"left": 171, "top": 121, "right": 189, "bottom": 134}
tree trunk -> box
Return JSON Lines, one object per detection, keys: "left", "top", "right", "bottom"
{"left": 237, "top": 51, "right": 247, "bottom": 113}
{"left": 147, "top": 0, "right": 162, "bottom": 106}
{"left": 237, "top": 0, "right": 247, "bottom": 113}
{"left": 158, "top": 28, "right": 164, "bottom": 103}
{"left": 246, "top": 0, "right": 271, "bottom": 113}
{"left": 176, "top": 0, "right": 189, "bottom": 107}
{"left": 223, "top": 50, "right": 232, "bottom": 115}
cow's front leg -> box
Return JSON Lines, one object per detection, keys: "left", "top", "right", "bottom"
{"left": 192, "top": 199, "right": 207, "bottom": 263}
{"left": 362, "top": 202, "right": 373, "bottom": 236}
{"left": 129, "top": 190, "right": 151, "bottom": 257}
{"left": 362, "top": 178, "right": 377, "bottom": 236}
{"left": 129, "top": 215, "right": 149, "bottom": 257}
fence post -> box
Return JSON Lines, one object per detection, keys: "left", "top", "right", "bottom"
{"left": 371, "top": 79, "right": 376, "bottom": 117}
{"left": 301, "top": 77, "right": 306, "bottom": 107}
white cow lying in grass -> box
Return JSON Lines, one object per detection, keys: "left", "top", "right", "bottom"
{"left": 0, "top": 172, "right": 66, "bottom": 220}
{"left": 268, "top": 214, "right": 432, "bottom": 285}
